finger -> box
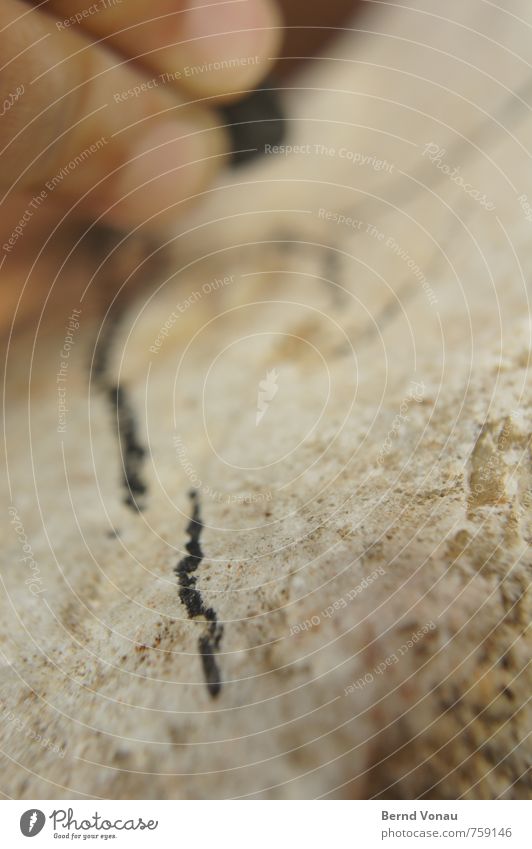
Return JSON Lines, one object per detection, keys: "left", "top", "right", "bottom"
{"left": 0, "top": 0, "right": 228, "bottom": 230}
{"left": 42, "top": 0, "right": 282, "bottom": 101}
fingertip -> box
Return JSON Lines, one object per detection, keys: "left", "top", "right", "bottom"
{"left": 99, "top": 119, "right": 227, "bottom": 230}
{"left": 178, "top": 0, "right": 282, "bottom": 99}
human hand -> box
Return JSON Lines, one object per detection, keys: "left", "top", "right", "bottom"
{"left": 0, "top": 0, "right": 281, "bottom": 231}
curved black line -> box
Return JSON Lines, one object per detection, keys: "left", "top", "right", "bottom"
{"left": 92, "top": 308, "right": 148, "bottom": 512}
{"left": 174, "top": 491, "right": 223, "bottom": 697}
{"left": 109, "top": 383, "right": 147, "bottom": 511}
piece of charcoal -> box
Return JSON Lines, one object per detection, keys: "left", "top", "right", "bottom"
{"left": 219, "top": 80, "right": 286, "bottom": 166}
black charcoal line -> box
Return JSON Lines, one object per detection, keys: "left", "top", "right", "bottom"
{"left": 91, "top": 308, "right": 148, "bottom": 512}
{"left": 174, "top": 491, "right": 223, "bottom": 697}
{"left": 109, "top": 383, "right": 147, "bottom": 511}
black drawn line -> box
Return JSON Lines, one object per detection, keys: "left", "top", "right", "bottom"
{"left": 91, "top": 307, "right": 149, "bottom": 512}
{"left": 174, "top": 491, "right": 223, "bottom": 697}
{"left": 108, "top": 383, "right": 147, "bottom": 511}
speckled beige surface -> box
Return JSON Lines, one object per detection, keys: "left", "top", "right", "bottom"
{"left": 1, "top": 0, "right": 531, "bottom": 799}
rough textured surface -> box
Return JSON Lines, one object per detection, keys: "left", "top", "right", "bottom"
{"left": 1, "top": 0, "right": 531, "bottom": 799}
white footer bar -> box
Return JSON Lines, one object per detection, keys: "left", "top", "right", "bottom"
{"left": 2, "top": 800, "right": 529, "bottom": 848}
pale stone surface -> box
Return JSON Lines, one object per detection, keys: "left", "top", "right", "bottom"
{"left": 1, "top": 0, "right": 531, "bottom": 798}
